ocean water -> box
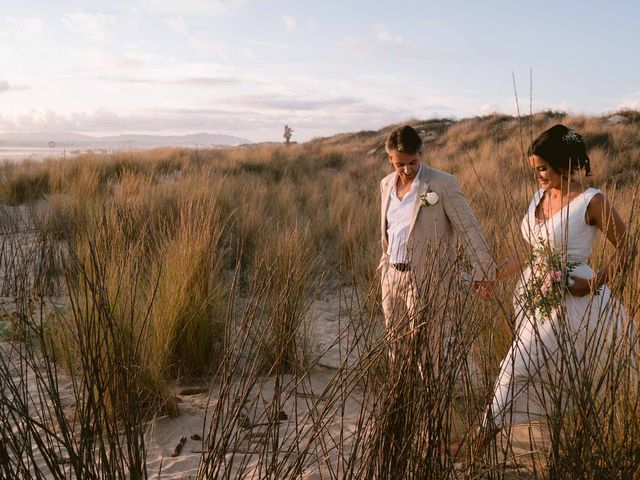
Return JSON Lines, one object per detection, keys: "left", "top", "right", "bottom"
{"left": 0, "top": 147, "right": 72, "bottom": 161}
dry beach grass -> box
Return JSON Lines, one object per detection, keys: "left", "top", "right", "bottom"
{"left": 0, "top": 110, "right": 639, "bottom": 478}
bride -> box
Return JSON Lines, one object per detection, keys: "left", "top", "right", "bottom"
{"left": 484, "top": 124, "right": 636, "bottom": 447}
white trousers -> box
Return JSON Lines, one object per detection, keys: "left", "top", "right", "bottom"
{"left": 381, "top": 265, "right": 420, "bottom": 355}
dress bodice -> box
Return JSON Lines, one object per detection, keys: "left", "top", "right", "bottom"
{"left": 521, "top": 188, "right": 601, "bottom": 264}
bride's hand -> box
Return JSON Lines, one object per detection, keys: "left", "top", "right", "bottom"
{"left": 567, "top": 276, "right": 592, "bottom": 297}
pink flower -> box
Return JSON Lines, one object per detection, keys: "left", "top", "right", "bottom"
{"left": 540, "top": 271, "right": 563, "bottom": 295}
{"left": 541, "top": 272, "right": 553, "bottom": 294}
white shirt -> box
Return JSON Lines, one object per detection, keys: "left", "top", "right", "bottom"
{"left": 386, "top": 165, "right": 422, "bottom": 264}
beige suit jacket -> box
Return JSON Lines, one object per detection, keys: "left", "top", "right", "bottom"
{"left": 379, "top": 164, "right": 495, "bottom": 289}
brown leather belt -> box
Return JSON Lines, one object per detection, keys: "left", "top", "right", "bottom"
{"left": 391, "top": 263, "right": 411, "bottom": 272}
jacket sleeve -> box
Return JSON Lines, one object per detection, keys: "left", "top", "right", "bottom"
{"left": 440, "top": 175, "right": 496, "bottom": 281}
{"left": 378, "top": 178, "right": 390, "bottom": 272}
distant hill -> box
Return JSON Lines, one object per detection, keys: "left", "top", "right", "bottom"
{"left": 0, "top": 131, "right": 251, "bottom": 148}
{"left": 306, "top": 110, "right": 640, "bottom": 156}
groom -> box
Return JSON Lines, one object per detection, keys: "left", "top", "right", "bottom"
{"left": 375, "top": 125, "right": 495, "bottom": 471}
{"left": 378, "top": 125, "right": 495, "bottom": 340}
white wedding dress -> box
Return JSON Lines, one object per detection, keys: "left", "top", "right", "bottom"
{"left": 488, "top": 187, "right": 636, "bottom": 429}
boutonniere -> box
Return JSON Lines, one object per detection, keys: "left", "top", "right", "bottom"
{"left": 420, "top": 189, "right": 439, "bottom": 207}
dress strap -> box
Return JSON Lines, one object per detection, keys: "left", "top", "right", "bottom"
{"left": 578, "top": 187, "right": 603, "bottom": 214}
{"left": 581, "top": 187, "right": 602, "bottom": 206}
{"left": 578, "top": 187, "right": 602, "bottom": 226}
{"left": 531, "top": 188, "right": 545, "bottom": 210}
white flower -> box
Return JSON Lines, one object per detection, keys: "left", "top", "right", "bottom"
{"left": 562, "top": 130, "right": 580, "bottom": 144}
{"left": 420, "top": 190, "right": 439, "bottom": 207}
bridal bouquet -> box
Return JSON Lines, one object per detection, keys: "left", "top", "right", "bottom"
{"left": 522, "top": 238, "right": 579, "bottom": 321}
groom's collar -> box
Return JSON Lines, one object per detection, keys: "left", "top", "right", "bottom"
{"left": 390, "top": 163, "right": 424, "bottom": 194}
{"left": 418, "top": 162, "right": 430, "bottom": 181}
{"left": 415, "top": 163, "right": 430, "bottom": 191}
{"left": 407, "top": 163, "right": 431, "bottom": 235}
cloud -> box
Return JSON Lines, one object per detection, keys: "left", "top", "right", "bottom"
{"left": 164, "top": 16, "right": 189, "bottom": 35}
{"left": 281, "top": 15, "right": 297, "bottom": 31}
{"left": 0, "top": 98, "right": 402, "bottom": 141}
{"left": 0, "top": 15, "right": 45, "bottom": 38}
{"left": 187, "top": 36, "right": 229, "bottom": 56}
{"left": 69, "top": 49, "right": 147, "bottom": 72}
{"left": 616, "top": 92, "right": 640, "bottom": 111}
{"left": 245, "top": 39, "right": 293, "bottom": 50}
{"left": 479, "top": 103, "right": 501, "bottom": 115}
{"left": 228, "top": 94, "right": 363, "bottom": 111}
{"left": 543, "top": 101, "right": 571, "bottom": 113}
{"left": 619, "top": 99, "right": 640, "bottom": 110}
{"left": 342, "top": 37, "right": 368, "bottom": 56}
{"left": 419, "top": 104, "right": 456, "bottom": 112}
{"left": 374, "top": 24, "right": 403, "bottom": 45}
{"left": 0, "top": 108, "right": 145, "bottom": 132}
{"left": 238, "top": 46, "right": 256, "bottom": 59}
{"left": 22, "top": 17, "right": 44, "bottom": 34}
{"left": 0, "top": 107, "right": 267, "bottom": 135}
{"left": 142, "top": 101, "right": 404, "bottom": 136}
{"left": 281, "top": 15, "right": 317, "bottom": 33}
{"left": 417, "top": 19, "right": 443, "bottom": 28}
{"left": 101, "top": 75, "right": 243, "bottom": 86}
{"left": 9, "top": 109, "right": 81, "bottom": 131}
{"left": 143, "top": 0, "right": 248, "bottom": 15}
{"left": 0, "top": 80, "right": 28, "bottom": 93}
{"left": 162, "top": 76, "right": 241, "bottom": 86}
{"left": 64, "top": 13, "right": 115, "bottom": 44}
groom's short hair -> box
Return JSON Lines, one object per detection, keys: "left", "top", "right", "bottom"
{"left": 385, "top": 125, "right": 423, "bottom": 155}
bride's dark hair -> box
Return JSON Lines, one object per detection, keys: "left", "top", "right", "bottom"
{"left": 528, "top": 124, "right": 591, "bottom": 176}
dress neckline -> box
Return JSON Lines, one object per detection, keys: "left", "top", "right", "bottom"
{"left": 533, "top": 188, "right": 590, "bottom": 225}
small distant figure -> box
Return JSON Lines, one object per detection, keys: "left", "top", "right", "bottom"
{"left": 283, "top": 124, "right": 293, "bottom": 144}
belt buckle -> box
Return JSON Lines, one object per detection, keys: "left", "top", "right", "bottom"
{"left": 392, "top": 263, "right": 411, "bottom": 272}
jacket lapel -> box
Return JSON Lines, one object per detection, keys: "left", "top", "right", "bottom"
{"left": 380, "top": 173, "right": 395, "bottom": 246}
{"left": 408, "top": 164, "right": 430, "bottom": 236}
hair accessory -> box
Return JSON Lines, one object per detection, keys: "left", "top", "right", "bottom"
{"left": 562, "top": 130, "right": 580, "bottom": 144}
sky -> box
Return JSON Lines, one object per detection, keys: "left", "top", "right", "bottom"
{"left": 1, "top": 0, "right": 639, "bottom": 142}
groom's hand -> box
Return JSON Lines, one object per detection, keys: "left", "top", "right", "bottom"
{"left": 472, "top": 280, "right": 494, "bottom": 299}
